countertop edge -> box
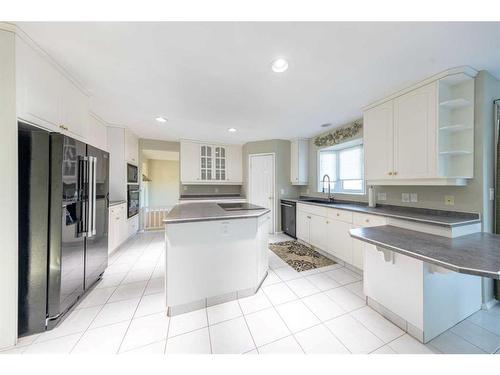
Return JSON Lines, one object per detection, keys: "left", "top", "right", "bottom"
{"left": 163, "top": 208, "right": 270, "bottom": 224}
{"left": 349, "top": 228, "right": 500, "bottom": 280}
{"left": 292, "top": 199, "right": 480, "bottom": 228}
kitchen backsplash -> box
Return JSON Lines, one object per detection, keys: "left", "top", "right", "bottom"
{"left": 180, "top": 184, "right": 243, "bottom": 196}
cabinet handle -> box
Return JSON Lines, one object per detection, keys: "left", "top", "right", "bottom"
{"left": 326, "top": 220, "right": 329, "bottom": 224}
{"left": 307, "top": 216, "right": 311, "bottom": 219}
{"left": 393, "top": 171, "right": 398, "bottom": 175}
{"left": 388, "top": 172, "right": 393, "bottom": 176}
{"left": 59, "top": 125, "right": 68, "bottom": 131}
{"left": 336, "top": 213, "right": 340, "bottom": 217}
{"left": 365, "top": 219, "right": 370, "bottom": 223}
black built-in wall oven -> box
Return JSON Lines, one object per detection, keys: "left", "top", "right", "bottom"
{"left": 127, "top": 163, "right": 138, "bottom": 183}
{"left": 127, "top": 184, "right": 139, "bottom": 218}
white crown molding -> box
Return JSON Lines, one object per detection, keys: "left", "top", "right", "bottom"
{"left": 1, "top": 22, "right": 92, "bottom": 97}
{"left": 362, "top": 66, "right": 478, "bottom": 111}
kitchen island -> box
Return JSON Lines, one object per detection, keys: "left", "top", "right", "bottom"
{"left": 163, "top": 202, "right": 271, "bottom": 316}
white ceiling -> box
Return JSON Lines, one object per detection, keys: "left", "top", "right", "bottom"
{"left": 16, "top": 22, "right": 500, "bottom": 144}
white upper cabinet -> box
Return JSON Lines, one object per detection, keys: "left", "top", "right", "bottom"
{"left": 363, "top": 67, "right": 476, "bottom": 186}
{"left": 125, "top": 129, "right": 139, "bottom": 165}
{"left": 16, "top": 36, "right": 89, "bottom": 139}
{"left": 180, "top": 141, "right": 201, "bottom": 183}
{"left": 290, "top": 139, "right": 309, "bottom": 185}
{"left": 16, "top": 36, "right": 62, "bottom": 129}
{"left": 364, "top": 101, "right": 394, "bottom": 181}
{"left": 180, "top": 140, "right": 242, "bottom": 185}
{"left": 87, "top": 114, "right": 108, "bottom": 151}
{"left": 226, "top": 145, "right": 243, "bottom": 183}
{"left": 393, "top": 82, "right": 437, "bottom": 179}
{"left": 106, "top": 126, "right": 138, "bottom": 201}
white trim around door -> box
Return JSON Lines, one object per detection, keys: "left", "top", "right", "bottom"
{"left": 248, "top": 153, "right": 276, "bottom": 234}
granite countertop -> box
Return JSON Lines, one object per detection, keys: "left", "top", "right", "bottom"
{"left": 179, "top": 194, "right": 246, "bottom": 201}
{"left": 164, "top": 202, "right": 269, "bottom": 224}
{"left": 290, "top": 197, "right": 480, "bottom": 228}
{"left": 350, "top": 225, "right": 500, "bottom": 279}
{"left": 109, "top": 200, "right": 127, "bottom": 207}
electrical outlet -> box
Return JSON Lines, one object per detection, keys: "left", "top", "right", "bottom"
{"left": 377, "top": 192, "right": 387, "bottom": 201}
{"left": 410, "top": 193, "right": 418, "bottom": 203}
{"left": 445, "top": 195, "right": 455, "bottom": 206}
{"left": 402, "top": 193, "right": 410, "bottom": 203}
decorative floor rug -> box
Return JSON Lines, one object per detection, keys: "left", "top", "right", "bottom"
{"left": 269, "top": 240, "right": 336, "bottom": 272}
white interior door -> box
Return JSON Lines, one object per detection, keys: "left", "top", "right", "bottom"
{"left": 249, "top": 153, "right": 275, "bottom": 233}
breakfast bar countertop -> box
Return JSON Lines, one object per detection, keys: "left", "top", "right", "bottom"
{"left": 164, "top": 202, "right": 270, "bottom": 224}
{"left": 350, "top": 225, "right": 500, "bottom": 279}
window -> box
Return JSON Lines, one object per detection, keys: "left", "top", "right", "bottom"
{"left": 317, "top": 142, "right": 364, "bottom": 194}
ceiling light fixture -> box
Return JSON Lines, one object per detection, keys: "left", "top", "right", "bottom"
{"left": 155, "top": 116, "right": 167, "bottom": 123}
{"left": 271, "top": 58, "right": 289, "bottom": 73}
{"left": 228, "top": 128, "right": 237, "bottom": 132}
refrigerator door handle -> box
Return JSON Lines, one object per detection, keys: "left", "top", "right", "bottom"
{"left": 78, "top": 156, "right": 89, "bottom": 237}
{"left": 88, "top": 156, "right": 97, "bottom": 238}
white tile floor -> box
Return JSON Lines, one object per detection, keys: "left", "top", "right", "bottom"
{"left": 2, "top": 231, "right": 500, "bottom": 354}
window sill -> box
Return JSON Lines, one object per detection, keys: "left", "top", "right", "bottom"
{"left": 316, "top": 191, "right": 366, "bottom": 196}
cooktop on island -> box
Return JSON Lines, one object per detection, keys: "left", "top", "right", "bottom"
{"left": 218, "top": 203, "right": 265, "bottom": 211}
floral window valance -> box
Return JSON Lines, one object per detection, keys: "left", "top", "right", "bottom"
{"left": 314, "top": 120, "right": 363, "bottom": 148}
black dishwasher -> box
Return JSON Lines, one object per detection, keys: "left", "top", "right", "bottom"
{"left": 280, "top": 199, "right": 296, "bottom": 238}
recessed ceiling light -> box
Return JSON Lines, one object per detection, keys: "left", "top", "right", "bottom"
{"left": 271, "top": 58, "right": 289, "bottom": 73}
{"left": 321, "top": 123, "right": 332, "bottom": 128}
{"left": 155, "top": 116, "right": 167, "bottom": 123}
{"left": 228, "top": 128, "right": 237, "bottom": 132}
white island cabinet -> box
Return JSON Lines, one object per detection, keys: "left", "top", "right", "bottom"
{"left": 164, "top": 202, "right": 270, "bottom": 315}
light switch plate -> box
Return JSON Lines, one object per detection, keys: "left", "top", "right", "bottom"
{"left": 402, "top": 193, "right": 410, "bottom": 203}
{"left": 280, "top": 188, "right": 285, "bottom": 195}
{"left": 377, "top": 192, "right": 387, "bottom": 201}
{"left": 445, "top": 195, "right": 455, "bottom": 205}
{"left": 410, "top": 193, "right": 418, "bottom": 203}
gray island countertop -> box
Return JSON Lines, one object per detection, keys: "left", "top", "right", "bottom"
{"left": 350, "top": 225, "right": 500, "bottom": 279}
{"left": 290, "top": 197, "right": 480, "bottom": 228}
{"left": 164, "top": 202, "right": 270, "bottom": 224}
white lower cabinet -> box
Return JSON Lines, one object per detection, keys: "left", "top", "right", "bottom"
{"left": 296, "top": 203, "right": 386, "bottom": 270}
{"left": 326, "top": 219, "right": 352, "bottom": 264}
{"left": 310, "top": 214, "right": 327, "bottom": 250}
{"left": 108, "top": 203, "right": 138, "bottom": 254}
{"left": 296, "top": 209, "right": 311, "bottom": 244}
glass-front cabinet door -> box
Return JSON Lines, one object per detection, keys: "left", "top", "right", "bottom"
{"left": 214, "top": 146, "right": 226, "bottom": 181}
{"left": 200, "top": 145, "right": 213, "bottom": 181}
{"left": 199, "top": 144, "right": 227, "bottom": 181}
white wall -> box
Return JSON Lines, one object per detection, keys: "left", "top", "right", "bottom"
{"left": 0, "top": 29, "right": 18, "bottom": 349}
{"left": 147, "top": 159, "right": 180, "bottom": 208}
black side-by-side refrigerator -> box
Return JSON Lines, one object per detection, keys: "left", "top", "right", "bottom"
{"left": 18, "top": 122, "right": 109, "bottom": 336}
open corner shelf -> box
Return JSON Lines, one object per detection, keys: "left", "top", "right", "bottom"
{"left": 439, "top": 124, "right": 473, "bottom": 132}
{"left": 439, "top": 98, "right": 472, "bottom": 109}
{"left": 439, "top": 150, "right": 473, "bottom": 156}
